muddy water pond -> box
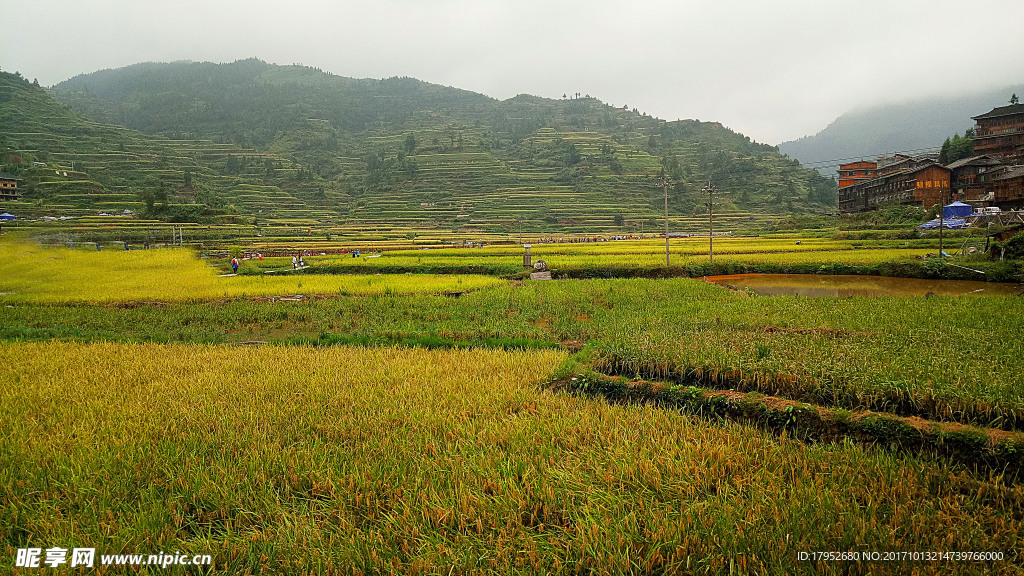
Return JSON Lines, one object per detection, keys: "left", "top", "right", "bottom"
{"left": 705, "top": 274, "right": 1023, "bottom": 297}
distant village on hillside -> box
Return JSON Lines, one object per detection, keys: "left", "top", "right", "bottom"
{"left": 838, "top": 98, "right": 1024, "bottom": 213}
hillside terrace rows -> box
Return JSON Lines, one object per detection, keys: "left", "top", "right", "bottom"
{"left": 6, "top": 103, "right": 824, "bottom": 235}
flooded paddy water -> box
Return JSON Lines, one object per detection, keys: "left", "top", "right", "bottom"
{"left": 705, "top": 274, "right": 1023, "bottom": 297}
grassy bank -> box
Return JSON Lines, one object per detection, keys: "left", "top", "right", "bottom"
{"left": 552, "top": 371, "right": 1024, "bottom": 479}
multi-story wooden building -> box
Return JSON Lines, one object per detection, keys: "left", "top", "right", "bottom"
{"left": 946, "top": 155, "right": 1003, "bottom": 205}
{"left": 0, "top": 173, "right": 20, "bottom": 202}
{"left": 971, "top": 103, "right": 1024, "bottom": 158}
{"left": 992, "top": 166, "right": 1024, "bottom": 210}
{"left": 876, "top": 153, "right": 937, "bottom": 176}
{"left": 839, "top": 162, "right": 951, "bottom": 213}
{"left": 838, "top": 161, "right": 877, "bottom": 188}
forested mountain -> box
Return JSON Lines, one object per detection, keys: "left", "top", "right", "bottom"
{"left": 6, "top": 59, "right": 836, "bottom": 230}
{"left": 0, "top": 70, "right": 311, "bottom": 223}
{"left": 779, "top": 84, "right": 1024, "bottom": 176}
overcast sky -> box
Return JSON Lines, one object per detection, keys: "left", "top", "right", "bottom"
{"left": 5, "top": 0, "right": 1023, "bottom": 144}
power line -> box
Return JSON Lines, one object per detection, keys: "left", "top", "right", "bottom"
{"left": 649, "top": 145, "right": 948, "bottom": 180}
{"left": 795, "top": 146, "right": 944, "bottom": 169}
{"left": 703, "top": 181, "right": 717, "bottom": 262}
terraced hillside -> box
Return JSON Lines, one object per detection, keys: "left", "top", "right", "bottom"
{"left": 0, "top": 71, "right": 325, "bottom": 226}
{"left": 4, "top": 60, "right": 837, "bottom": 237}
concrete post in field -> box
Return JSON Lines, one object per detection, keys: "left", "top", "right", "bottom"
{"left": 664, "top": 177, "right": 670, "bottom": 266}
{"left": 657, "top": 167, "right": 671, "bottom": 267}
{"left": 703, "top": 181, "right": 717, "bottom": 263}
{"left": 523, "top": 244, "right": 532, "bottom": 268}
{"left": 939, "top": 204, "right": 944, "bottom": 258}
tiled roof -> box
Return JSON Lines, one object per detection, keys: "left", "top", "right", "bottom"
{"left": 993, "top": 165, "right": 1024, "bottom": 181}
{"left": 972, "top": 103, "right": 1024, "bottom": 120}
{"left": 945, "top": 155, "right": 1001, "bottom": 170}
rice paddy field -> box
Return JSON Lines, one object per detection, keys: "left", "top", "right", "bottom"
{"left": 0, "top": 242, "right": 501, "bottom": 304}
{"left": 230, "top": 235, "right": 995, "bottom": 279}
{"left": 2, "top": 237, "right": 1024, "bottom": 575}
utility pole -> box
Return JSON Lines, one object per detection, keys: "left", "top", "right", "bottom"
{"left": 703, "top": 180, "right": 717, "bottom": 263}
{"left": 664, "top": 177, "right": 670, "bottom": 266}
{"left": 938, "top": 204, "right": 944, "bottom": 258}
{"left": 659, "top": 169, "right": 670, "bottom": 266}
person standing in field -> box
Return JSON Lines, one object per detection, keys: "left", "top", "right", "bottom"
{"left": 231, "top": 257, "right": 239, "bottom": 274}
{"left": 292, "top": 256, "right": 297, "bottom": 269}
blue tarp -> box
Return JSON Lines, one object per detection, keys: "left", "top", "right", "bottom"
{"left": 919, "top": 217, "right": 969, "bottom": 230}
{"left": 943, "top": 201, "right": 973, "bottom": 219}
{"left": 0, "top": 213, "right": 14, "bottom": 221}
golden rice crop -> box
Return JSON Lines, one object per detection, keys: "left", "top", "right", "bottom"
{"left": 0, "top": 241, "right": 503, "bottom": 303}
{"left": 293, "top": 247, "right": 934, "bottom": 270}
{"left": 1, "top": 341, "right": 1020, "bottom": 575}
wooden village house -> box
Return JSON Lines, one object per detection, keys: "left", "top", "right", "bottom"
{"left": 838, "top": 156, "right": 950, "bottom": 213}
{"left": 839, "top": 101, "right": 1023, "bottom": 213}
{"left": 0, "top": 173, "right": 21, "bottom": 202}
{"left": 947, "top": 155, "right": 1003, "bottom": 204}
{"left": 971, "top": 103, "right": 1024, "bottom": 159}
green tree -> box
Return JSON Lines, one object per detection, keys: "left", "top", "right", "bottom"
{"left": 137, "top": 189, "right": 156, "bottom": 213}
{"left": 563, "top": 143, "right": 582, "bottom": 166}
{"left": 939, "top": 137, "right": 952, "bottom": 164}
{"left": 154, "top": 188, "right": 168, "bottom": 208}
{"left": 404, "top": 134, "right": 417, "bottom": 155}
{"left": 939, "top": 132, "right": 974, "bottom": 164}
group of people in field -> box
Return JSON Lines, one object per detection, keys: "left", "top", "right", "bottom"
{"left": 229, "top": 252, "right": 262, "bottom": 274}
{"left": 533, "top": 235, "right": 645, "bottom": 244}
{"left": 228, "top": 247, "right": 366, "bottom": 274}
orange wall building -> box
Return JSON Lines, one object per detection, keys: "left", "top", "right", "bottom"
{"left": 837, "top": 161, "right": 877, "bottom": 188}
{"left": 839, "top": 163, "right": 951, "bottom": 213}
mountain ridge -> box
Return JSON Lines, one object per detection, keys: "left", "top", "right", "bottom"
{"left": 779, "top": 84, "right": 1024, "bottom": 174}
{"left": 4, "top": 59, "right": 837, "bottom": 232}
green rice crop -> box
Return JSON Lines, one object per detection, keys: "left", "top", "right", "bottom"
{"left": 5, "top": 278, "right": 1023, "bottom": 429}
